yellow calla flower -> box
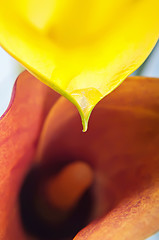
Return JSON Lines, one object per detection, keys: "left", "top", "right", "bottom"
{"left": 0, "top": 0, "right": 158, "bottom": 131}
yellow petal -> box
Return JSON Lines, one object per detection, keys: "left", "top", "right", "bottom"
{"left": 0, "top": 0, "right": 159, "bottom": 131}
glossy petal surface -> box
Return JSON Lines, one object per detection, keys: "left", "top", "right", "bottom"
{"left": 0, "top": 0, "right": 159, "bottom": 130}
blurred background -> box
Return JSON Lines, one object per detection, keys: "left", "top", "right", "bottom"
{"left": 0, "top": 41, "right": 159, "bottom": 239}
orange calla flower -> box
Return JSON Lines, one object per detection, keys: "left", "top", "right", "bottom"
{"left": 0, "top": 71, "right": 159, "bottom": 240}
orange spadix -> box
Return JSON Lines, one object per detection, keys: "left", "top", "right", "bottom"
{"left": 45, "top": 161, "right": 94, "bottom": 211}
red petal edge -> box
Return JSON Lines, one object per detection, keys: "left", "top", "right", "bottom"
{"left": 0, "top": 71, "right": 59, "bottom": 240}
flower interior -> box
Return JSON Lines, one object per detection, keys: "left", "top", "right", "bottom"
{"left": 1, "top": 72, "right": 158, "bottom": 240}
{"left": 18, "top": 74, "right": 159, "bottom": 240}
{"left": 19, "top": 161, "right": 94, "bottom": 240}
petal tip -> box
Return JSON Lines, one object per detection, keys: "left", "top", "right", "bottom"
{"left": 70, "top": 88, "right": 102, "bottom": 132}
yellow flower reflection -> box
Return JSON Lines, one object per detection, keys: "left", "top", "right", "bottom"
{"left": 0, "top": 0, "right": 159, "bottom": 130}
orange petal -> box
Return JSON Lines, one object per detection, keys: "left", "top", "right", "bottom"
{"left": 0, "top": 71, "right": 59, "bottom": 239}
{"left": 37, "top": 76, "right": 159, "bottom": 239}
